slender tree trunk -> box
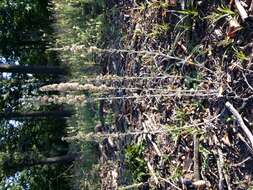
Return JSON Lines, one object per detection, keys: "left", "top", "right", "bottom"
{"left": 4, "top": 153, "right": 81, "bottom": 173}
{"left": 30, "top": 153, "right": 81, "bottom": 166}
{"left": 0, "top": 110, "right": 74, "bottom": 120}
{"left": 0, "top": 64, "right": 67, "bottom": 75}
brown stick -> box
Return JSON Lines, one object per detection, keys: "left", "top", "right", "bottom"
{"left": 193, "top": 134, "right": 200, "bottom": 181}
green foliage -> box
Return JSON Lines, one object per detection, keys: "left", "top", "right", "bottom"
{"left": 147, "top": 1, "right": 169, "bottom": 9}
{"left": 166, "top": 102, "right": 203, "bottom": 142}
{"left": 169, "top": 164, "right": 182, "bottom": 181}
{"left": 205, "top": 6, "right": 235, "bottom": 24}
{"left": 148, "top": 23, "right": 169, "bottom": 39}
{"left": 232, "top": 47, "right": 248, "bottom": 62}
{"left": 217, "top": 36, "right": 234, "bottom": 48}
{"left": 67, "top": 102, "right": 101, "bottom": 188}
{"left": 166, "top": 124, "right": 198, "bottom": 143}
{"left": 216, "top": 6, "right": 235, "bottom": 16}
{"left": 177, "top": 9, "right": 199, "bottom": 18}
{"left": 79, "top": 102, "right": 100, "bottom": 132}
{"left": 0, "top": 158, "right": 73, "bottom": 190}
{"left": 175, "top": 108, "right": 187, "bottom": 126}
{"left": 52, "top": 1, "right": 118, "bottom": 189}
{"left": 125, "top": 143, "right": 149, "bottom": 182}
{"left": 0, "top": 0, "right": 54, "bottom": 59}
{"left": 166, "top": 125, "right": 182, "bottom": 143}
{"left": 185, "top": 70, "right": 203, "bottom": 90}
{"left": 0, "top": 118, "right": 71, "bottom": 187}
{"left": 199, "top": 144, "right": 211, "bottom": 164}
{"left": 54, "top": 0, "right": 106, "bottom": 46}
{"left": 77, "top": 141, "right": 100, "bottom": 190}
{"left": 53, "top": 0, "right": 119, "bottom": 78}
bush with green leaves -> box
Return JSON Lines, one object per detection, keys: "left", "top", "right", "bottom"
{"left": 125, "top": 143, "right": 149, "bottom": 182}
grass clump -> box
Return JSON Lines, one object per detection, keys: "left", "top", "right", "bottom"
{"left": 125, "top": 143, "right": 149, "bottom": 183}
{"left": 205, "top": 6, "right": 235, "bottom": 24}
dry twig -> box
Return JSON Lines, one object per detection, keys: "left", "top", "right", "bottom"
{"left": 159, "top": 177, "right": 182, "bottom": 190}
{"left": 225, "top": 101, "right": 253, "bottom": 149}
{"left": 143, "top": 119, "right": 162, "bottom": 157}
{"left": 147, "top": 161, "right": 159, "bottom": 185}
{"left": 193, "top": 134, "right": 200, "bottom": 181}
{"left": 235, "top": 0, "right": 248, "bottom": 21}
{"left": 213, "top": 135, "right": 226, "bottom": 190}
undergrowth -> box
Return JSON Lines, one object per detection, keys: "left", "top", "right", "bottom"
{"left": 52, "top": 0, "right": 111, "bottom": 189}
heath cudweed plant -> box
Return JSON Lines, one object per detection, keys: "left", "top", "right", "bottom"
{"left": 36, "top": 95, "right": 86, "bottom": 106}
{"left": 40, "top": 83, "right": 109, "bottom": 92}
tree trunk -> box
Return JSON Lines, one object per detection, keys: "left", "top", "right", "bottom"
{"left": 4, "top": 153, "right": 81, "bottom": 173}
{"left": 0, "top": 64, "right": 67, "bottom": 75}
{"left": 0, "top": 110, "right": 74, "bottom": 120}
{"left": 31, "top": 153, "right": 81, "bottom": 166}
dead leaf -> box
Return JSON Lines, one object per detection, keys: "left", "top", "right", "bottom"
{"left": 227, "top": 19, "right": 241, "bottom": 38}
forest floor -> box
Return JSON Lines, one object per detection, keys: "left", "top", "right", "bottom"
{"left": 52, "top": 0, "right": 253, "bottom": 189}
